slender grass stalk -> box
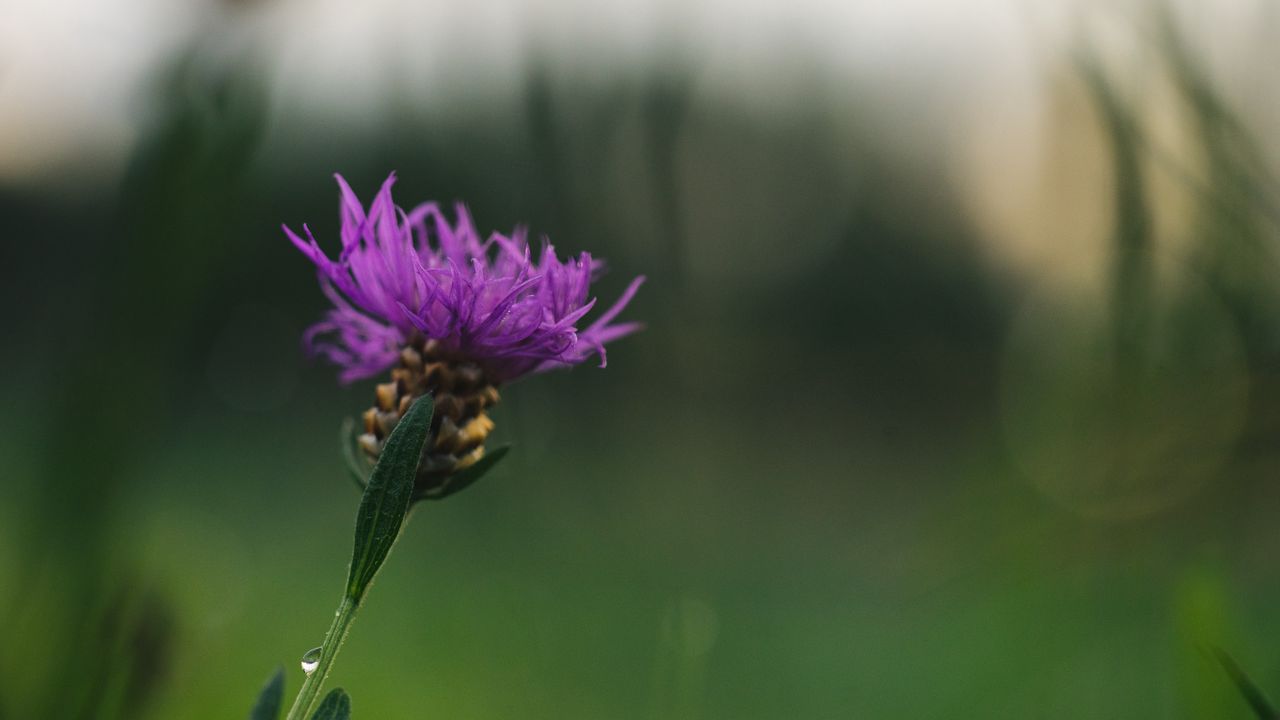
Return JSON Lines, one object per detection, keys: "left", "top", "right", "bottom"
{"left": 283, "top": 596, "right": 360, "bottom": 720}
{"left": 278, "top": 396, "right": 431, "bottom": 720}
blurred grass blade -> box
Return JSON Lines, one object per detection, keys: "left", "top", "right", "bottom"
{"left": 1216, "top": 649, "right": 1278, "bottom": 719}
{"left": 308, "top": 688, "right": 350, "bottom": 720}
{"left": 249, "top": 667, "right": 285, "bottom": 720}
{"left": 1078, "top": 55, "right": 1154, "bottom": 377}
{"left": 339, "top": 418, "right": 368, "bottom": 491}
{"left": 346, "top": 395, "right": 433, "bottom": 602}
{"left": 422, "top": 445, "right": 510, "bottom": 501}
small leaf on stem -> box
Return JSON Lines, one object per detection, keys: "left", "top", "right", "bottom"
{"left": 249, "top": 666, "right": 285, "bottom": 720}
{"left": 346, "top": 394, "right": 434, "bottom": 602}
{"left": 339, "top": 417, "right": 368, "bottom": 491}
{"left": 420, "top": 445, "right": 510, "bottom": 501}
{"left": 309, "top": 688, "right": 351, "bottom": 720}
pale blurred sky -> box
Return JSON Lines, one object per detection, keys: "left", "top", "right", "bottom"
{"left": 0, "top": 0, "right": 1068, "bottom": 186}
{"left": 0, "top": 0, "right": 1273, "bottom": 228}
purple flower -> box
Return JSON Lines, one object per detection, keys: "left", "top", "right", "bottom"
{"left": 285, "top": 172, "right": 644, "bottom": 385}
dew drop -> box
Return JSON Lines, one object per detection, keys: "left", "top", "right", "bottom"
{"left": 300, "top": 647, "right": 322, "bottom": 675}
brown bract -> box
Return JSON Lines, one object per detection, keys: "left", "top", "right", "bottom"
{"left": 357, "top": 338, "right": 501, "bottom": 498}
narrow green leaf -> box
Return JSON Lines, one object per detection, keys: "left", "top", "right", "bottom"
{"left": 248, "top": 666, "right": 285, "bottom": 720}
{"left": 309, "top": 688, "right": 351, "bottom": 720}
{"left": 339, "top": 417, "right": 368, "bottom": 491}
{"left": 346, "top": 394, "right": 433, "bottom": 601}
{"left": 1215, "top": 648, "right": 1279, "bottom": 719}
{"left": 421, "top": 445, "right": 510, "bottom": 501}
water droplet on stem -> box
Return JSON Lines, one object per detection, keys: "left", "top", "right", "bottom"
{"left": 300, "top": 646, "right": 322, "bottom": 675}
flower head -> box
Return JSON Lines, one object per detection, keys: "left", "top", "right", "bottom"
{"left": 286, "top": 172, "right": 644, "bottom": 384}
{"left": 287, "top": 172, "right": 643, "bottom": 497}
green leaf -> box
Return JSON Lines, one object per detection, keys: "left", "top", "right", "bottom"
{"left": 309, "top": 688, "right": 351, "bottom": 720}
{"left": 345, "top": 394, "right": 433, "bottom": 602}
{"left": 248, "top": 666, "right": 284, "bottom": 720}
{"left": 421, "top": 445, "right": 510, "bottom": 501}
{"left": 339, "top": 417, "right": 368, "bottom": 491}
{"left": 1215, "top": 648, "right": 1279, "bottom": 719}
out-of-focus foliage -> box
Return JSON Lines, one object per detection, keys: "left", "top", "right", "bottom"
{"left": 3, "top": 4, "right": 1280, "bottom": 719}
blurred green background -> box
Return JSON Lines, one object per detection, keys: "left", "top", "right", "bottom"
{"left": 4, "top": 1, "right": 1280, "bottom": 718}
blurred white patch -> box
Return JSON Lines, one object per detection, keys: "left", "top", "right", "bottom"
{"left": 951, "top": 0, "right": 1280, "bottom": 291}
{"left": 0, "top": 0, "right": 208, "bottom": 187}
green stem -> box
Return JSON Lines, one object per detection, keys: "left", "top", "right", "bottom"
{"left": 283, "top": 595, "right": 360, "bottom": 720}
